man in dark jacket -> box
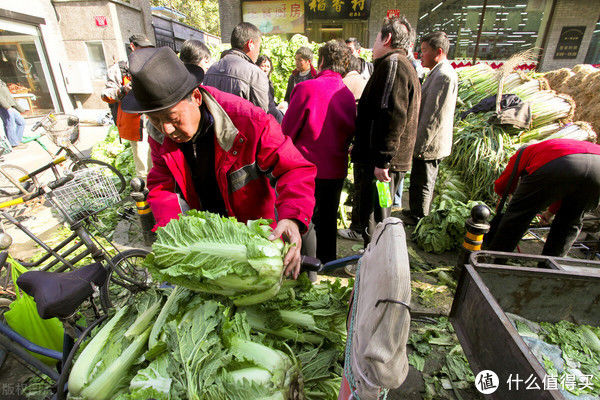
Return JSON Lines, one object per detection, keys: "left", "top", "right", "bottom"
{"left": 122, "top": 47, "right": 317, "bottom": 278}
{"left": 351, "top": 16, "right": 421, "bottom": 245}
{"left": 203, "top": 22, "right": 271, "bottom": 114}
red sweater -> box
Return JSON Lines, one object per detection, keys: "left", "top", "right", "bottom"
{"left": 494, "top": 139, "right": 600, "bottom": 212}
{"left": 281, "top": 70, "right": 356, "bottom": 179}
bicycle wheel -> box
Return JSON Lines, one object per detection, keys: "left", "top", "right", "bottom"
{"left": 71, "top": 159, "right": 126, "bottom": 194}
{"left": 0, "top": 165, "right": 34, "bottom": 203}
{"left": 100, "top": 248, "right": 151, "bottom": 309}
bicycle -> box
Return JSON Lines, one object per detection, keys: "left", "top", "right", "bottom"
{"left": 0, "top": 229, "right": 143, "bottom": 400}
{"left": 0, "top": 169, "right": 151, "bottom": 305}
{"left": 0, "top": 113, "right": 126, "bottom": 202}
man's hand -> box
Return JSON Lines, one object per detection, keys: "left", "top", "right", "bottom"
{"left": 374, "top": 167, "right": 391, "bottom": 182}
{"left": 269, "top": 219, "right": 302, "bottom": 279}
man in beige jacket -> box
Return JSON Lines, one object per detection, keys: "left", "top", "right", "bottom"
{"left": 405, "top": 31, "right": 458, "bottom": 224}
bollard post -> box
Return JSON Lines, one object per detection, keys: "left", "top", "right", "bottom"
{"left": 455, "top": 204, "right": 491, "bottom": 279}
{"left": 130, "top": 178, "right": 156, "bottom": 246}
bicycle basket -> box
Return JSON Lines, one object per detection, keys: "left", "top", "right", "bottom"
{"left": 41, "top": 114, "right": 80, "bottom": 147}
{"left": 48, "top": 168, "right": 120, "bottom": 221}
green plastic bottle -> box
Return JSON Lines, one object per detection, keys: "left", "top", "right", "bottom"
{"left": 376, "top": 180, "right": 392, "bottom": 208}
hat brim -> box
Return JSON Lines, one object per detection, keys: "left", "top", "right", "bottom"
{"left": 121, "top": 64, "right": 203, "bottom": 114}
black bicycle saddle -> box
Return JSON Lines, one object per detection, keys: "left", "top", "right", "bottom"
{"left": 17, "top": 263, "right": 108, "bottom": 319}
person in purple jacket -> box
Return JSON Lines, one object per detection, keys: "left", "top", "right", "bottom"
{"left": 282, "top": 39, "right": 356, "bottom": 263}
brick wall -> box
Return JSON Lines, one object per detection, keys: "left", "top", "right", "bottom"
{"left": 219, "top": 0, "right": 242, "bottom": 43}
{"left": 538, "top": 0, "right": 600, "bottom": 71}
{"left": 367, "top": 0, "right": 420, "bottom": 47}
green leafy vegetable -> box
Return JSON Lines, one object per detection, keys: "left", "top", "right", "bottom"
{"left": 145, "top": 210, "right": 289, "bottom": 305}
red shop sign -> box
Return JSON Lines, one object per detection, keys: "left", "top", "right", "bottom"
{"left": 387, "top": 9, "right": 401, "bottom": 18}
{"left": 95, "top": 16, "right": 108, "bottom": 27}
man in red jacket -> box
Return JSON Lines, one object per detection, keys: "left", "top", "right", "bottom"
{"left": 489, "top": 138, "right": 600, "bottom": 257}
{"left": 121, "top": 47, "right": 317, "bottom": 278}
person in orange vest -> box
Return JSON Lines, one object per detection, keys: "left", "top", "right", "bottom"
{"left": 101, "top": 35, "right": 154, "bottom": 179}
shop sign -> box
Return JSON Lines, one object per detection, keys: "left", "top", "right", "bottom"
{"left": 306, "top": 0, "right": 370, "bottom": 20}
{"left": 387, "top": 9, "right": 400, "bottom": 18}
{"left": 554, "top": 26, "right": 585, "bottom": 59}
{"left": 242, "top": 1, "right": 304, "bottom": 34}
{"left": 94, "top": 16, "right": 108, "bottom": 27}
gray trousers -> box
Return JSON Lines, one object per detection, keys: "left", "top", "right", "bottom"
{"left": 408, "top": 158, "right": 441, "bottom": 218}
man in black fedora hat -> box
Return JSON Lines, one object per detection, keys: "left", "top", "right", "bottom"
{"left": 122, "top": 46, "right": 317, "bottom": 278}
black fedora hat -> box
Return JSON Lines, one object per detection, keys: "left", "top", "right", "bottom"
{"left": 121, "top": 47, "right": 202, "bottom": 114}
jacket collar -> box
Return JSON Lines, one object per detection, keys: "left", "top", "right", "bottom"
{"left": 222, "top": 48, "right": 254, "bottom": 64}
{"left": 428, "top": 58, "right": 449, "bottom": 74}
{"left": 374, "top": 48, "right": 407, "bottom": 67}
{"left": 315, "top": 69, "right": 341, "bottom": 79}
{"left": 147, "top": 87, "right": 239, "bottom": 152}
{"left": 293, "top": 64, "right": 318, "bottom": 78}
{"left": 200, "top": 87, "right": 239, "bottom": 152}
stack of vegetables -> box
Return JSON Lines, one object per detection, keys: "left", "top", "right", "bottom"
{"left": 544, "top": 64, "right": 600, "bottom": 142}
{"left": 413, "top": 62, "right": 598, "bottom": 254}
{"left": 68, "top": 211, "right": 352, "bottom": 399}
{"left": 508, "top": 314, "right": 600, "bottom": 398}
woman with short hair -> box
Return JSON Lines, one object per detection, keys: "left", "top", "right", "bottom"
{"left": 282, "top": 40, "right": 356, "bottom": 263}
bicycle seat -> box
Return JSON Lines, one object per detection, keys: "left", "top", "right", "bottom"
{"left": 17, "top": 263, "right": 108, "bottom": 319}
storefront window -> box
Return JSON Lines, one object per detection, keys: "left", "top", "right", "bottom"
{"left": 417, "top": 0, "right": 552, "bottom": 61}
{"left": 0, "top": 20, "right": 58, "bottom": 117}
{"left": 584, "top": 18, "right": 600, "bottom": 65}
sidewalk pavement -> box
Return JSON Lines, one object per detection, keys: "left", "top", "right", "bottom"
{"left": 2, "top": 120, "right": 111, "bottom": 259}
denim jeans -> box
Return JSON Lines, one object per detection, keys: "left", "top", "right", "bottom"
{"left": 0, "top": 107, "right": 25, "bottom": 146}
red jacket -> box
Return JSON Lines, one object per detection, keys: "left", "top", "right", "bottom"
{"left": 282, "top": 70, "right": 356, "bottom": 179}
{"left": 495, "top": 138, "right": 600, "bottom": 213}
{"left": 147, "top": 86, "right": 316, "bottom": 231}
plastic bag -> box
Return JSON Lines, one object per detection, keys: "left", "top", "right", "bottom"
{"left": 4, "top": 257, "right": 64, "bottom": 365}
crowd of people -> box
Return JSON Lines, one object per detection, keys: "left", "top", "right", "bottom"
{"left": 114, "top": 14, "right": 600, "bottom": 277}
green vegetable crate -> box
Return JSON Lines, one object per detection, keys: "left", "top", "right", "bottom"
{"left": 451, "top": 253, "right": 600, "bottom": 400}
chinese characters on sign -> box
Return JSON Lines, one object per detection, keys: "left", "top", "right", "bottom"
{"left": 386, "top": 9, "right": 401, "bottom": 19}
{"left": 242, "top": 1, "right": 305, "bottom": 34}
{"left": 554, "top": 26, "right": 586, "bottom": 59}
{"left": 306, "top": 0, "right": 370, "bottom": 19}
{"left": 94, "top": 16, "right": 108, "bottom": 27}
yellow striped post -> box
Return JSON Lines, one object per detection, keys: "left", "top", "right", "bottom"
{"left": 456, "top": 205, "right": 491, "bottom": 279}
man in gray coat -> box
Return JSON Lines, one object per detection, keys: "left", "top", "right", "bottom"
{"left": 405, "top": 31, "right": 458, "bottom": 224}
{"left": 203, "top": 22, "right": 270, "bottom": 113}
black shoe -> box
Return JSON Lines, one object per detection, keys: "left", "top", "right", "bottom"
{"left": 400, "top": 210, "right": 420, "bottom": 226}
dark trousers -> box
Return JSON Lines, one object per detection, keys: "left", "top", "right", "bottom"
{"left": 302, "top": 178, "right": 344, "bottom": 263}
{"left": 488, "top": 154, "right": 600, "bottom": 257}
{"left": 409, "top": 158, "right": 441, "bottom": 218}
{"left": 356, "top": 165, "right": 403, "bottom": 246}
